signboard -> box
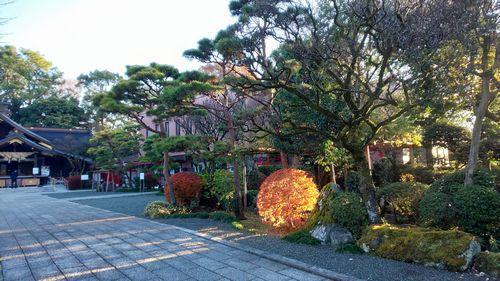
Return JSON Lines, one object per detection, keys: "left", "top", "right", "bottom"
{"left": 32, "top": 167, "right": 40, "bottom": 175}
{"left": 139, "top": 173, "right": 145, "bottom": 180}
{"left": 41, "top": 166, "right": 50, "bottom": 176}
{"left": 81, "top": 175, "right": 89, "bottom": 181}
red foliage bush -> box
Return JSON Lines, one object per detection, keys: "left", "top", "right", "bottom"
{"left": 257, "top": 169, "right": 319, "bottom": 230}
{"left": 67, "top": 175, "right": 82, "bottom": 190}
{"left": 166, "top": 172, "right": 202, "bottom": 205}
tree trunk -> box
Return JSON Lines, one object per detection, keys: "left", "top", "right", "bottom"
{"left": 105, "top": 172, "right": 110, "bottom": 192}
{"left": 159, "top": 121, "right": 176, "bottom": 204}
{"left": 331, "top": 164, "right": 337, "bottom": 184}
{"left": 228, "top": 118, "right": 245, "bottom": 219}
{"left": 243, "top": 160, "right": 248, "bottom": 210}
{"left": 352, "top": 151, "right": 381, "bottom": 224}
{"left": 221, "top": 70, "right": 245, "bottom": 219}
{"left": 425, "top": 145, "right": 434, "bottom": 168}
{"left": 280, "top": 151, "right": 289, "bottom": 168}
{"left": 163, "top": 151, "right": 176, "bottom": 205}
{"left": 465, "top": 34, "right": 496, "bottom": 186}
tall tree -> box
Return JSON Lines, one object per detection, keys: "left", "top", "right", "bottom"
{"left": 184, "top": 31, "right": 256, "bottom": 219}
{"left": 226, "top": 0, "right": 475, "bottom": 223}
{"left": 463, "top": 0, "right": 499, "bottom": 186}
{"left": 95, "top": 64, "right": 207, "bottom": 205}
{"left": 0, "top": 45, "right": 63, "bottom": 120}
{"left": 18, "top": 95, "right": 87, "bottom": 128}
{"left": 77, "top": 70, "right": 121, "bottom": 131}
{"left": 87, "top": 126, "right": 142, "bottom": 188}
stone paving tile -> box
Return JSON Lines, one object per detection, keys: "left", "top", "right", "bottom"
{"left": 250, "top": 257, "right": 290, "bottom": 272}
{"left": 2, "top": 265, "right": 33, "bottom": 281}
{"left": 279, "top": 268, "right": 325, "bottom": 281}
{"left": 192, "top": 256, "right": 227, "bottom": 271}
{"left": 0, "top": 189, "right": 329, "bottom": 281}
{"left": 215, "top": 266, "right": 257, "bottom": 281}
{"left": 250, "top": 268, "right": 292, "bottom": 281}
{"left": 119, "top": 265, "right": 158, "bottom": 280}
{"left": 91, "top": 266, "right": 129, "bottom": 280}
{"left": 184, "top": 266, "right": 225, "bottom": 281}
{"left": 151, "top": 266, "right": 191, "bottom": 280}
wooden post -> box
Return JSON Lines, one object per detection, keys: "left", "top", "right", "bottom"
{"left": 365, "top": 145, "right": 372, "bottom": 173}
{"left": 105, "top": 171, "right": 110, "bottom": 192}
{"left": 331, "top": 163, "right": 337, "bottom": 184}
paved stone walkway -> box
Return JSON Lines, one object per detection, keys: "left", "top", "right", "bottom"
{"left": 0, "top": 188, "right": 330, "bottom": 281}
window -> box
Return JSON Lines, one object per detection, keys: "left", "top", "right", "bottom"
{"left": 164, "top": 122, "right": 169, "bottom": 137}
{"left": 186, "top": 120, "right": 192, "bottom": 135}
{"left": 175, "top": 120, "right": 181, "bottom": 136}
{"left": 155, "top": 123, "right": 160, "bottom": 133}
{"left": 145, "top": 129, "right": 149, "bottom": 138}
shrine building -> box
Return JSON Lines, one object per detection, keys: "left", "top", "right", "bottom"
{"left": 0, "top": 105, "right": 91, "bottom": 187}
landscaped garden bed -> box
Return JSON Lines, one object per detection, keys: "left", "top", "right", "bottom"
{"left": 136, "top": 167, "right": 499, "bottom": 279}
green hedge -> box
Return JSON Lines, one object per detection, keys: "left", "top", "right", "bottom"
{"left": 331, "top": 192, "right": 368, "bottom": 239}
{"left": 282, "top": 230, "right": 321, "bottom": 245}
{"left": 377, "top": 182, "right": 428, "bottom": 223}
{"left": 419, "top": 169, "right": 500, "bottom": 239}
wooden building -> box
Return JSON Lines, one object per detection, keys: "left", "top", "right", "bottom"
{"left": 0, "top": 110, "right": 91, "bottom": 187}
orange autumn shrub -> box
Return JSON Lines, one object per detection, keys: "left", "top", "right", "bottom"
{"left": 257, "top": 169, "right": 319, "bottom": 230}
{"left": 165, "top": 172, "right": 202, "bottom": 205}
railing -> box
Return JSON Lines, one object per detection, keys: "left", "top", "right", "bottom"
{"left": 50, "top": 177, "right": 68, "bottom": 188}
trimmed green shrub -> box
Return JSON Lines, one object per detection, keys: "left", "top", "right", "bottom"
{"left": 143, "top": 201, "right": 190, "bottom": 218}
{"left": 209, "top": 211, "right": 238, "bottom": 223}
{"left": 475, "top": 252, "right": 500, "bottom": 278}
{"left": 419, "top": 186, "right": 458, "bottom": 229}
{"left": 454, "top": 185, "right": 500, "bottom": 239}
{"left": 345, "top": 171, "right": 361, "bottom": 193}
{"left": 282, "top": 230, "right": 321, "bottom": 245}
{"left": 257, "top": 165, "right": 281, "bottom": 176}
{"left": 247, "top": 169, "right": 266, "bottom": 190}
{"left": 399, "top": 166, "right": 436, "bottom": 184}
{"left": 432, "top": 169, "right": 496, "bottom": 189}
{"left": 166, "top": 212, "right": 210, "bottom": 219}
{"left": 372, "top": 158, "right": 399, "bottom": 186}
{"left": 246, "top": 190, "right": 259, "bottom": 207}
{"left": 199, "top": 172, "right": 217, "bottom": 208}
{"left": 419, "top": 169, "right": 499, "bottom": 239}
{"left": 335, "top": 243, "right": 364, "bottom": 254}
{"left": 331, "top": 192, "right": 368, "bottom": 239}
{"left": 212, "top": 170, "right": 235, "bottom": 211}
{"left": 359, "top": 225, "right": 480, "bottom": 272}
{"left": 377, "top": 182, "right": 429, "bottom": 223}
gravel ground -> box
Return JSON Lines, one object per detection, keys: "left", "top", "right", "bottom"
{"left": 44, "top": 190, "right": 156, "bottom": 199}
{"left": 73, "top": 195, "right": 492, "bottom": 281}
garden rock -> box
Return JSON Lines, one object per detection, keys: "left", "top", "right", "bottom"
{"left": 358, "top": 225, "right": 481, "bottom": 272}
{"left": 310, "top": 223, "right": 354, "bottom": 246}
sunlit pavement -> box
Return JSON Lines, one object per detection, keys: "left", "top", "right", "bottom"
{"left": 0, "top": 187, "right": 329, "bottom": 281}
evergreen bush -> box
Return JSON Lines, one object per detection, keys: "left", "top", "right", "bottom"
{"left": 331, "top": 192, "right": 368, "bottom": 239}
{"left": 377, "top": 182, "right": 429, "bottom": 223}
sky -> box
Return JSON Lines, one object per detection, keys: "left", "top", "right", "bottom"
{"left": 1, "top": 0, "right": 235, "bottom": 79}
